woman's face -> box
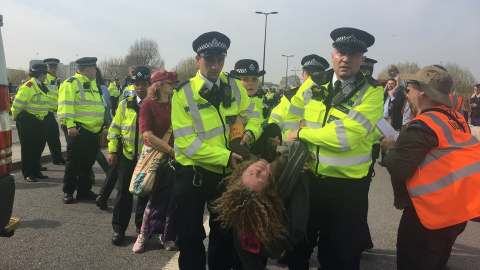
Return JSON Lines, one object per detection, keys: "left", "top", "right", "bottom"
{"left": 242, "top": 159, "right": 270, "bottom": 192}
{"left": 240, "top": 75, "right": 259, "bottom": 97}
{"left": 160, "top": 81, "right": 175, "bottom": 96}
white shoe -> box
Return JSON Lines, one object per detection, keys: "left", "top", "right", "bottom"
{"left": 158, "top": 234, "right": 164, "bottom": 245}
{"left": 164, "top": 241, "right": 176, "bottom": 251}
{"left": 132, "top": 233, "right": 147, "bottom": 253}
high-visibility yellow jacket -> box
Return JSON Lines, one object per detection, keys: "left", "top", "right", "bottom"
{"left": 44, "top": 72, "right": 60, "bottom": 112}
{"left": 11, "top": 78, "right": 49, "bottom": 120}
{"left": 269, "top": 95, "right": 290, "bottom": 131}
{"left": 241, "top": 95, "right": 267, "bottom": 138}
{"left": 284, "top": 69, "right": 383, "bottom": 179}
{"left": 107, "top": 96, "right": 143, "bottom": 160}
{"left": 172, "top": 71, "right": 262, "bottom": 174}
{"left": 108, "top": 82, "right": 121, "bottom": 98}
{"left": 265, "top": 92, "right": 274, "bottom": 100}
{"left": 58, "top": 73, "right": 105, "bottom": 133}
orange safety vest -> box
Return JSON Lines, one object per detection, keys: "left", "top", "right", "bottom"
{"left": 406, "top": 105, "right": 480, "bottom": 229}
{"left": 449, "top": 94, "right": 463, "bottom": 113}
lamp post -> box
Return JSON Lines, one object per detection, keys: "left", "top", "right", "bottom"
{"left": 291, "top": 68, "right": 300, "bottom": 86}
{"left": 255, "top": 11, "right": 278, "bottom": 87}
{"left": 282, "top": 55, "right": 293, "bottom": 89}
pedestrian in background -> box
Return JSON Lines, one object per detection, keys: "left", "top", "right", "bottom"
{"left": 132, "top": 69, "right": 178, "bottom": 253}
{"left": 10, "top": 64, "right": 50, "bottom": 182}
{"left": 470, "top": 84, "right": 480, "bottom": 126}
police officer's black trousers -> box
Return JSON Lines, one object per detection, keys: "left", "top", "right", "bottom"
{"left": 110, "top": 96, "right": 119, "bottom": 116}
{"left": 286, "top": 172, "right": 371, "bottom": 270}
{"left": 173, "top": 164, "right": 234, "bottom": 270}
{"left": 16, "top": 113, "right": 45, "bottom": 178}
{"left": 111, "top": 152, "right": 147, "bottom": 233}
{"left": 97, "top": 163, "right": 118, "bottom": 202}
{"left": 62, "top": 128, "right": 99, "bottom": 195}
{"left": 40, "top": 111, "right": 63, "bottom": 162}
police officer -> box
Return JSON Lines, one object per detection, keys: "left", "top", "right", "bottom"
{"left": 109, "top": 66, "right": 149, "bottom": 245}
{"left": 172, "top": 31, "right": 261, "bottom": 269}
{"left": 109, "top": 76, "right": 121, "bottom": 116}
{"left": 230, "top": 59, "right": 280, "bottom": 159}
{"left": 58, "top": 57, "right": 106, "bottom": 204}
{"left": 270, "top": 54, "right": 329, "bottom": 131}
{"left": 11, "top": 64, "right": 50, "bottom": 182}
{"left": 284, "top": 27, "right": 383, "bottom": 269}
{"left": 360, "top": 57, "right": 377, "bottom": 76}
{"left": 41, "top": 58, "right": 66, "bottom": 165}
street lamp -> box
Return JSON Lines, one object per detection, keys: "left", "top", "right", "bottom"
{"left": 255, "top": 11, "right": 278, "bottom": 87}
{"left": 291, "top": 68, "right": 300, "bottom": 86}
{"left": 282, "top": 55, "right": 294, "bottom": 89}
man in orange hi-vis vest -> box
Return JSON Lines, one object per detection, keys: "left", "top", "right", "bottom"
{"left": 380, "top": 65, "right": 480, "bottom": 270}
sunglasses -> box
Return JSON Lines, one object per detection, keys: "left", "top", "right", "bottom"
{"left": 405, "top": 81, "right": 421, "bottom": 94}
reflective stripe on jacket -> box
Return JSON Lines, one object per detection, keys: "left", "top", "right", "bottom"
{"left": 172, "top": 71, "right": 261, "bottom": 174}
{"left": 107, "top": 97, "right": 143, "bottom": 160}
{"left": 269, "top": 95, "right": 290, "bottom": 131}
{"left": 108, "top": 82, "right": 121, "bottom": 98}
{"left": 45, "top": 73, "right": 60, "bottom": 112}
{"left": 284, "top": 70, "right": 383, "bottom": 178}
{"left": 58, "top": 73, "right": 105, "bottom": 133}
{"left": 241, "top": 96, "right": 266, "bottom": 140}
{"left": 11, "top": 78, "right": 49, "bottom": 120}
{"left": 406, "top": 105, "right": 480, "bottom": 229}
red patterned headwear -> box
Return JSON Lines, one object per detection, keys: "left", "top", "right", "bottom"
{"left": 150, "top": 71, "right": 179, "bottom": 84}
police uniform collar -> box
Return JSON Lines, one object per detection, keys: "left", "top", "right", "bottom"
{"left": 198, "top": 72, "right": 220, "bottom": 91}
{"left": 137, "top": 95, "right": 144, "bottom": 104}
{"left": 332, "top": 75, "right": 356, "bottom": 89}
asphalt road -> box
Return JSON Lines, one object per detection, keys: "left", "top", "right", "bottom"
{"left": 1, "top": 153, "right": 480, "bottom": 270}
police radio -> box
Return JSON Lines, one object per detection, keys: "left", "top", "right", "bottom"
{"left": 222, "top": 84, "right": 232, "bottom": 108}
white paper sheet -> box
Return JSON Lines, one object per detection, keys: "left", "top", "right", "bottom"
{"left": 376, "top": 118, "right": 399, "bottom": 141}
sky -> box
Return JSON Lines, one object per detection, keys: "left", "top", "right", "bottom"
{"left": 2, "top": 0, "right": 480, "bottom": 85}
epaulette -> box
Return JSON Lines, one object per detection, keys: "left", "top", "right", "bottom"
{"left": 365, "top": 75, "right": 381, "bottom": 87}
{"left": 67, "top": 77, "right": 76, "bottom": 83}
{"left": 174, "top": 79, "right": 190, "bottom": 91}
{"left": 26, "top": 81, "right": 33, "bottom": 87}
{"left": 226, "top": 72, "right": 240, "bottom": 80}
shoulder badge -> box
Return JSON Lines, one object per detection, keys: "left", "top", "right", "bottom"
{"left": 26, "top": 81, "right": 33, "bottom": 87}
{"left": 174, "top": 79, "right": 190, "bottom": 91}
{"left": 365, "top": 75, "right": 381, "bottom": 87}
{"left": 67, "top": 77, "right": 76, "bottom": 83}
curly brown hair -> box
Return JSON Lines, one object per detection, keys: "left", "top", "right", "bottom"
{"left": 212, "top": 158, "right": 287, "bottom": 248}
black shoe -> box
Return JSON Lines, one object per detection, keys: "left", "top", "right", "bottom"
{"left": 53, "top": 158, "right": 66, "bottom": 165}
{"left": 34, "top": 172, "right": 48, "bottom": 179}
{"left": 277, "top": 250, "right": 287, "bottom": 264}
{"left": 76, "top": 191, "right": 97, "bottom": 200}
{"left": 40, "top": 166, "right": 48, "bottom": 171}
{"left": 112, "top": 232, "right": 125, "bottom": 246}
{"left": 25, "top": 176, "right": 38, "bottom": 182}
{"left": 95, "top": 196, "right": 108, "bottom": 210}
{"left": 377, "top": 161, "right": 386, "bottom": 167}
{"left": 63, "top": 193, "right": 74, "bottom": 204}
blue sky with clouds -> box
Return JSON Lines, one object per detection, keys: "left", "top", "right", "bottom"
{"left": 2, "top": 0, "right": 480, "bottom": 84}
